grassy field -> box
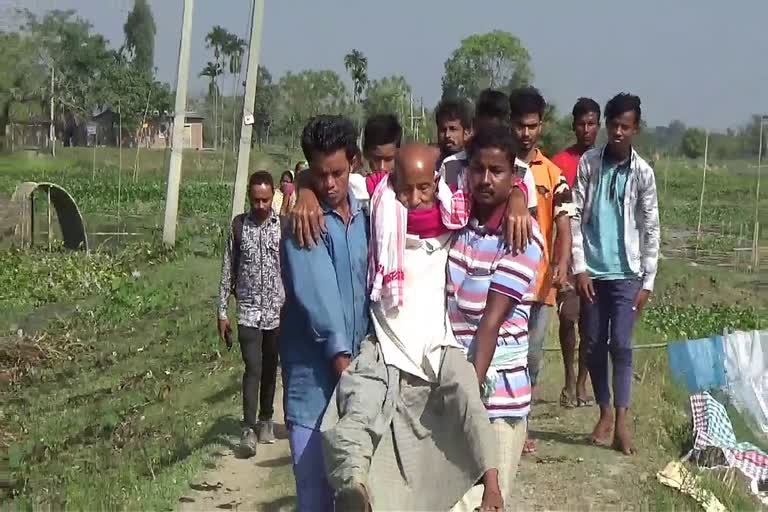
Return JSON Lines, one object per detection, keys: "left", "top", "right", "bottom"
{"left": 0, "top": 149, "right": 766, "bottom": 509}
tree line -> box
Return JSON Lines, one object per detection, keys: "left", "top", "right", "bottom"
{"left": 0, "top": 2, "right": 171, "bottom": 146}
{"left": 0, "top": 3, "right": 762, "bottom": 161}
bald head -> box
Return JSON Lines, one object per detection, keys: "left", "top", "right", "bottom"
{"left": 393, "top": 143, "right": 438, "bottom": 210}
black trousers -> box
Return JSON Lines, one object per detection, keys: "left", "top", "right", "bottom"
{"left": 238, "top": 325, "right": 279, "bottom": 426}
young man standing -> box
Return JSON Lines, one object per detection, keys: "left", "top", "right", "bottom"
{"left": 571, "top": 93, "right": 660, "bottom": 455}
{"left": 218, "top": 171, "right": 283, "bottom": 456}
{"left": 551, "top": 98, "right": 601, "bottom": 407}
{"left": 348, "top": 114, "right": 403, "bottom": 206}
{"left": 438, "top": 89, "right": 536, "bottom": 250}
{"left": 435, "top": 98, "right": 473, "bottom": 168}
{"left": 280, "top": 115, "right": 370, "bottom": 510}
{"left": 362, "top": 113, "right": 402, "bottom": 172}
{"left": 508, "top": 86, "right": 574, "bottom": 454}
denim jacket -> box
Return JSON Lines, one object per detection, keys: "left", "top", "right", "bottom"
{"left": 570, "top": 145, "right": 661, "bottom": 290}
{"left": 279, "top": 193, "right": 370, "bottom": 429}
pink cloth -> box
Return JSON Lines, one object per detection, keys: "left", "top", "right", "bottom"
{"left": 368, "top": 173, "right": 469, "bottom": 311}
{"left": 407, "top": 206, "right": 450, "bottom": 239}
{"left": 280, "top": 182, "right": 295, "bottom": 196}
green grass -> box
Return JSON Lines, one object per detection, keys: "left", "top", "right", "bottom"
{"left": 628, "top": 258, "right": 767, "bottom": 509}
{"left": 1, "top": 152, "right": 767, "bottom": 510}
{"left": 2, "top": 255, "right": 248, "bottom": 510}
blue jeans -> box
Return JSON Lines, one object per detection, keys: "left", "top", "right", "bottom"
{"left": 288, "top": 423, "right": 334, "bottom": 511}
{"left": 527, "top": 303, "right": 553, "bottom": 387}
{"left": 580, "top": 279, "right": 642, "bottom": 408}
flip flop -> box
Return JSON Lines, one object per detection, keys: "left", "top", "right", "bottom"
{"left": 576, "top": 397, "right": 594, "bottom": 407}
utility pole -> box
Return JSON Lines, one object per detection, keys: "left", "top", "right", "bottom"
{"left": 753, "top": 116, "right": 766, "bottom": 269}
{"left": 695, "top": 130, "right": 710, "bottom": 251}
{"left": 162, "top": 0, "right": 194, "bottom": 246}
{"left": 409, "top": 93, "right": 414, "bottom": 136}
{"left": 50, "top": 65, "right": 55, "bottom": 157}
{"left": 230, "top": 0, "right": 265, "bottom": 220}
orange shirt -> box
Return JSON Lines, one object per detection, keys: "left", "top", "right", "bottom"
{"left": 527, "top": 148, "right": 574, "bottom": 305}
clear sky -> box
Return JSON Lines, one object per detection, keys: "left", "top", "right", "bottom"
{"left": 13, "top": 0, "right": 768, "bottom": 130}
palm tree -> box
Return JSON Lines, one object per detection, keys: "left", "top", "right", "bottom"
{"left": 205, "top": 25, "right": 229, "bottom": 149}
{"left": 223, "top": 34, "right": 246, "bottom": 152}
{"left": 200, "top": 61, "right": 220, "bottom": 99}
{"left": 344, "top": 49, "right": 368, "bottom": 146}
{"left": 343, "top": 49, "right": 368, "bottom": 104}
{"left": 199, "top": 61, "right": 221, "bottom": 149}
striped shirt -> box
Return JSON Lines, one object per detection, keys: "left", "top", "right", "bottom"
{"left": 447, "top": 206, "right": 543, "bottom": 418}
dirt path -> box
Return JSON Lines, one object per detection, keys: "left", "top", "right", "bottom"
{"left": 178, "top": 353, "right": 667, "bottom": 511}
{"left": 178, "top": 384, "right": 296, "bottom": 512}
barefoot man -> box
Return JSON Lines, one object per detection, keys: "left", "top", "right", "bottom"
{"left": 571, "top": 93, "right": 660, "bottom": 455}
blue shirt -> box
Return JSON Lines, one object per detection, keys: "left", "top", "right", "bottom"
{"left": 584, "top": 160, "right": 634, "bottom": 279}
{"left": 279, "top": 192, "right": 370, "bottom": 429}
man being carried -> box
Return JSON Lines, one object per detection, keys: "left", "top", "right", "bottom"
{"left": 279, "top": 115, "right": 370, "bottom": 510}
{"left": 550, "top": 97, "right": 601, "bottom": 407}
{"left": 322, "top": 143, "right": 504, "bottom": 511}
{"left": 508, "top": 86, "right": 574, "bottom": 454}
{"left": 571, "top": 93, "right": 660, "bottom": 455}
{"left": 218, "top": 171, "right": 283, "bottom": 456}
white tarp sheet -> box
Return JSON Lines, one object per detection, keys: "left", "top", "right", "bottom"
{"left": 723, "top": 329, "right": 768, "bottom": 437}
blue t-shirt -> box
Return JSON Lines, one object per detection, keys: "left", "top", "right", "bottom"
{"left": 584, "top": 161, "right": 635, "bottom": 280}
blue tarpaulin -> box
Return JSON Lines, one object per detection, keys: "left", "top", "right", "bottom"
{"left": 667, "top": 335, "right": 727, "bottom": 393}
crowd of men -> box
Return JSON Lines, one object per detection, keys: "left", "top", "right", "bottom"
{"left": 217, "top": 86, "right": 661, "bottom": 511}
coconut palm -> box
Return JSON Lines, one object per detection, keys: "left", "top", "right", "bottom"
{"left": 225, "top": 35, "right": 247, "bottom": 76}
{"left": 223, "top": 34, "right": 247, "bottom": 151}
{"left": 199, "top": 61, "right": 221, "bottom": 99}
{"left": 205, "top": 25, "right": 229, "bottom": 149}
{"left": 343, "top": 49, "right": 368, "bottom": 104}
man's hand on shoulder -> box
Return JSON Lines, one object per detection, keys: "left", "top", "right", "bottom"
{"left": 503, "top": 187, "right": 532, "bottom": 254}
{"left": 290, "top": 187, "right": 325, "bottom": 248}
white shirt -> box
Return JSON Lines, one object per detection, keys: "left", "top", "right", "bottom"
{"left": 348, "top": 173, "right": 369, "bottom": 201}
{"left": 438, "top": 151, "right": 537, "bottom": 210}
{"left": 370, "top": 233, "right": 461, "bottom": 382}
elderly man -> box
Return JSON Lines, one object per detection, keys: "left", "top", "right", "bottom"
{"left": 321, "top": 143, "right": 504, "bottom": 512}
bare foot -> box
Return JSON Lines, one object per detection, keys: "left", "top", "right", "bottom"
{"left": 589, "top": 413, "right": 613, "bottom": 446}
{"left": 613, "top": 422, "right": 635, "bottom": 455}
{"left": 480, "top": 469, "right": 503, "bottom": 511}
{"left": 522, "top": 436, "right": 537, "bottom": 454}
{"left": 480, "top": 486, "right": 503, "bottom": 511}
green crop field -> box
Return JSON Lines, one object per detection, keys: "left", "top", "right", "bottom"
{"left": 0, "top": 148, "right": 766, "bottom": 510}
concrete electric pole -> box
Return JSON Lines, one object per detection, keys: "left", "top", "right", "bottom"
{"left": 162, "top": 0, "right": 194, "bottom": 246}
{"left": 229, "top": 0, "right": 265, "bottom": 220}
{"left": 50, "top": 65, "right": 55, "bottom": 157}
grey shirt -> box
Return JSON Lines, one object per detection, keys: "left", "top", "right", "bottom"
{"left": 218, "top": 210, "right": 285, "bottom": 330}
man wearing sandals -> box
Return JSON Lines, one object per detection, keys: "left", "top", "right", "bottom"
{"left": 508, "top": 87, "right": 574, "bottom": 454}
{"left": 551, "top": 97, "right": 602, "bottom": 408}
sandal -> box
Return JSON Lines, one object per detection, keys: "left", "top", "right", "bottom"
{"left": 559, "top": 388, "right": 575, "bottom": 408}
{"left": 575, "top": 397, "right": 594, "bottom": 407}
